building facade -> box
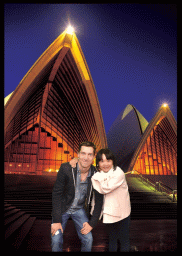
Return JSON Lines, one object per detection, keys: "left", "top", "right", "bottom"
{"left": 107, "top": 104, "right": 148, "bottom": 172}
{"left": 4, "top": 28, "right": 107, "bottom": 175}
{"left": 107, "top": 104, "right": 177, "bottom": 175}
{"left": 129, "top": 104, "right": 177, "bottom": 175}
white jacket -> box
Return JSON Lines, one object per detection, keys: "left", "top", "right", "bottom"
{"left": 91, "top": 166, "right": 131, "bottom": 223}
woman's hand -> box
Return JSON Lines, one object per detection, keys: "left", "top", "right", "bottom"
{"left": 69, "top": 157, "right": 78, "bottom": 168}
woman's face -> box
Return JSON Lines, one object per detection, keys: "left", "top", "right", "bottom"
{"left": 98, "top": 154, "right": 113, "bottom": 173}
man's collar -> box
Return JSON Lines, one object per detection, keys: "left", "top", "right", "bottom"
{"left": 77, "top": 163, "right": 91, "bottom": 177}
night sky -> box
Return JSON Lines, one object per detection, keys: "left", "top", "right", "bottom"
{"left": 4, "top": 4, "right": 177, "bottom": 134}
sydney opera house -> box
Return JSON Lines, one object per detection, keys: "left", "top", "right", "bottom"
{"left": 4, "top": 24, "right": 177, "bottom": 252}
{"left": 4, "top": 26, "right": 107, "bottom": 175}
{"left": 4, "top": 26, "right": 177, "bottom": 177}
{"left": 107, "top": 104, "right": 177, "bottom": 175}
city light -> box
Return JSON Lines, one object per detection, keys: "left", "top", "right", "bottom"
{"left": 66, "top": 25, "right": 74, "bottom": 35}
{"left": 162, "top": 103, "right": 168, "bottom": 108}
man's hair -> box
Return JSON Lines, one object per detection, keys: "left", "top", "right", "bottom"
{"left": 78, "top": 141, "right": 96, "bottom": 155}
{"left": 96, "top": 148, "right": 117, "bottom": 171}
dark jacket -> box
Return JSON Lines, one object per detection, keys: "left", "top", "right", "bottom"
{"left": 52, "top": 162, "right": 103, "bottom": 228}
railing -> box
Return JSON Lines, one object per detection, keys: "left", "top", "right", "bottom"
{"left": 155, "top": 181, "right": 177, "bottom": 202}
{"left": 126, "top": 170, "right": 177, "bottom": 202}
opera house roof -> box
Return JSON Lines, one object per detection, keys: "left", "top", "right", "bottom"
{"left": 4, "top": 26, "right": 107, "bottom": 175}
{"left": 107, "top": 104, "right": 148, "bottom": 172}
{"left": 4, "top": 25, "right": 177, "bottom": 176}
{"left": 107, "top": 104, "right": 177, "bottom": 175}
{"left": 128, "top": 103, "right": 177, "bottom": 175}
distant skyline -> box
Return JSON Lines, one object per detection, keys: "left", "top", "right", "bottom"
{"left": 4, "top": 4, "right": 177, "bottom": 133}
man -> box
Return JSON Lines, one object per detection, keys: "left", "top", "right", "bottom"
{"left": 51, "top": 141, "right": 103, "bottom": 252}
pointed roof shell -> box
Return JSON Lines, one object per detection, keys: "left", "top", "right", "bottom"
{"left": 5, "top": 29, "right": 107, "bottom": 148}
{"left": 128, "top": 104, "right": 177, "bottom": 172}
{"left": 107, "top": 104, "right": 148, "bottom": 171}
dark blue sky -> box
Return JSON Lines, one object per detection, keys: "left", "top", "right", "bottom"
{"left": 4, "top": 4, "right": 177, "bottom": 134}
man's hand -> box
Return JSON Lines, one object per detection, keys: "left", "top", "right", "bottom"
{"left": 51, "top": 223, "right": 63, "bottom": 236}
{"left": 69, "top": 157, "right": 78, "bottom": 168}
{"left": 80, "top": 222, "right": 93, "bottom": 235}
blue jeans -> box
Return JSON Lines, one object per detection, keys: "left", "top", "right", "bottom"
{"left": 51, "top": 208, "right": 93, "bottom": 252}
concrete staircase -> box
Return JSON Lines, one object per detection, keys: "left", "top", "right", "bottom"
{"left": 4, "top": 202, "right": 36, "bottom": 251}
{"left": 126, "top": 174, "right": 177, "bottom": 219}
{"left": 4, "top": 174, "right": 177, "bottom": 221}
{"left": 4, "top": 174, "right": 177, "bottom": 252}
{"left": 4, "top": 174, "right": 55, "bottom": 219}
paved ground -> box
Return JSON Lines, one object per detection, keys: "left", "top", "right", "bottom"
{"left": 5, "top": 174, "right": 177, "bottom": 252}
{"left": 19, "top": 219, "right": 177, "bottom": 252}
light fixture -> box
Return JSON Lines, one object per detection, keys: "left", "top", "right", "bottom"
{"left": 162, "top": 103, "right": 168, "bottom": 108}
{"left": 66, "top": 25, "right": 74, "bottom": 35}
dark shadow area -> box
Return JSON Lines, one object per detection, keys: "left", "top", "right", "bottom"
{"left": 4, "top": 174, "right": 177, "bottom": 251}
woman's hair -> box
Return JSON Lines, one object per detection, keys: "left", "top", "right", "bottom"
{"left": 96, "top": 148, "right": 117, "bottom": 171}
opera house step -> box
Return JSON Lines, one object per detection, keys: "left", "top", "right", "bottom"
{"left": 4, "top": 200, "right": 52, "bottom": 219}
{"left": 4, "top": 174, "right": 177, "bottom": 220}
{"left": 4, "top": 202, "right": 36, "bottom": 251}
{"left": 126, "top": 175, "right": 177, "bottom": 219}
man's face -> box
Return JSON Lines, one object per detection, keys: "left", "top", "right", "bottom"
{"left": 78, "top": 146, "right": 95, "bottom": 171}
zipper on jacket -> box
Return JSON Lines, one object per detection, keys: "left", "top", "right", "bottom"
{"left": 63, "top": 168, "right": 76, "bottom": 215}
{"left": 72, "top": 167, "right": 76, "bottom": 188}
{"left": 88, "top": 168, "right": 96, "bottom": 205}
{"left": 88, "top": 184, "right": 93, "bottom": 205}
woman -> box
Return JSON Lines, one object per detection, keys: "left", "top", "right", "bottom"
{"left": 70, "top": 148, "right": 131, "bottom": 252}
{"left": 91, "top": 148, "right": 131, "bottom": 252}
